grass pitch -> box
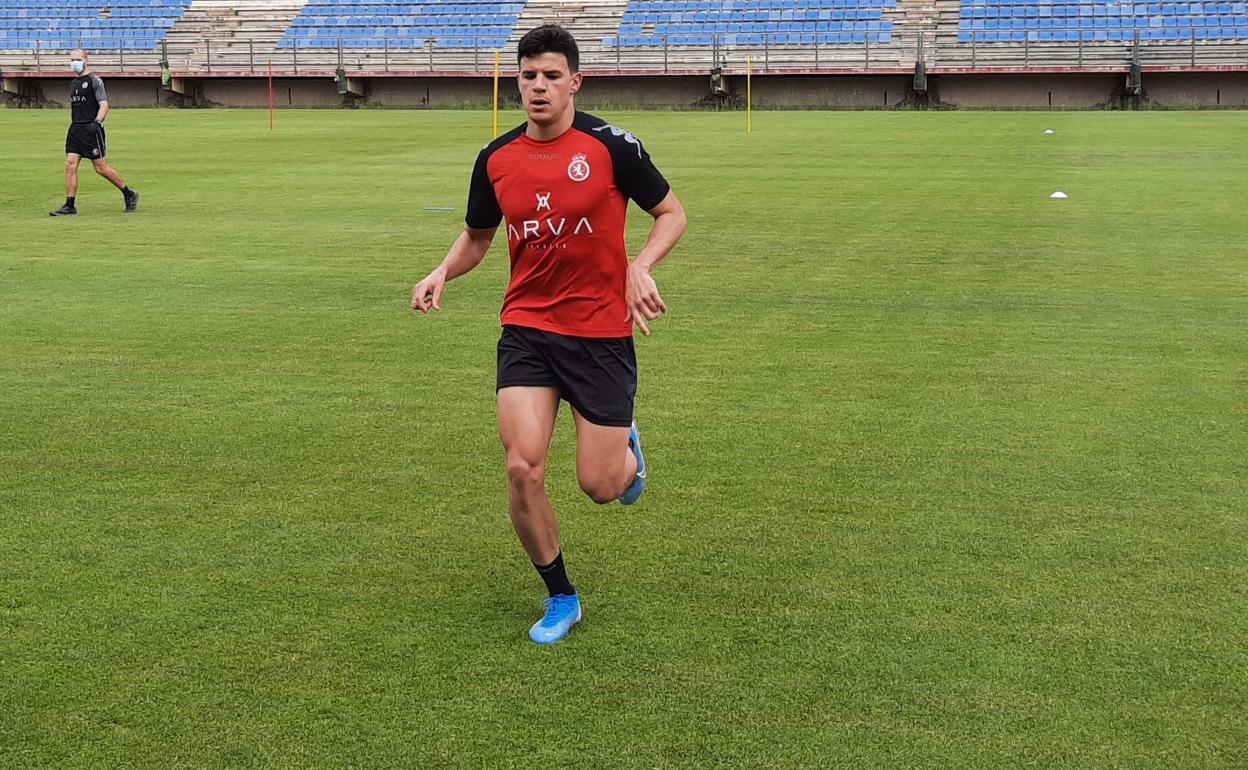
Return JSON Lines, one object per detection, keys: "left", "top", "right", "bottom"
{"left": 1, "top": 107, "right": 1246, "bottom": 769}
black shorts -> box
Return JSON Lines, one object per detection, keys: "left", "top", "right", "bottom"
{"left": 66, "top": 122, "right": 106, "bottom": 159}
{"left": 496, "top": 324, "right": 637, "bottom": 427}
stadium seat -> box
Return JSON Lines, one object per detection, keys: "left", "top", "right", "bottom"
{"left": 606, "top": 0, "right": 893, "bottom": 47}
{"left": 277, "top": 0, "right": 522, "bottom": 48}
{"left": 947, "top": 0, "right": 1248, "bottom": 44}
{"left": 0, "top": 0, "right": 187, "bottom": 48}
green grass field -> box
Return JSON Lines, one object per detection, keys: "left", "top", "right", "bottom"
{"left": 1, "top": 107, "right": 1246, "bottom": 769}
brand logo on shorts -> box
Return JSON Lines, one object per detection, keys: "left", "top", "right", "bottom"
{"left": 567, "top": 153, "right": 590, "bottom": 182}
{"left": 92, "top": 148, "right": 99, "bottom": 156}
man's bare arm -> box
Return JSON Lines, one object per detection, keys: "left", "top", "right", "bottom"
{"left": 411, "top": 226, "right": 497, "bottom": 313}
{"left": 627, "top": 191, "right": 687, "bottom": 336}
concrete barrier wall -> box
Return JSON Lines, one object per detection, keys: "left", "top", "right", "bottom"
{"left": 18, "top": 76, "right": 165, "bottom": 107}
{"left": 741, "top": 75, "right": 913, "bottom": 107}
{"left": 580, "top": 75, "right": 708, "bottom": 107}
{"left": 1144, "top": 71, "right": 1248, "bottom": 107}
{"left": 933, "top": 73, "right": 1125, "bottom": 108}
{"left": 8, "top": 71, "right": 1247, "bottom": 110}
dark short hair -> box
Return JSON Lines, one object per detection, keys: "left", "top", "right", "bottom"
{"left": 517, "top": 25, "right": 579, "bottom": 72}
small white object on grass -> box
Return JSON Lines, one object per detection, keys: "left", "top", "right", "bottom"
{"left": 1049, "top": 191, "right": 1069, "bottom": 199}
{"left": 1044, "top": 129, "right": 1055, "bottom": 134}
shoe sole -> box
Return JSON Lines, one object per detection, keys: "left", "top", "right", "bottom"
{"left": 49, "top": 212, "right": 76, "bottom": 217}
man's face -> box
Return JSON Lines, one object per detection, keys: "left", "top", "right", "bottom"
{"left": 70, "top": 50, "right": 87, "bottom": 73}
{"left": 518, "top": 52, "right": 581, "bottom": 127}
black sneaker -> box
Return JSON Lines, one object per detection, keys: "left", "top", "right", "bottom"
{"left": 49, "top": 204, "right": 77, "bottom": 217}
{"left": 124, "top": 190, "right": 139, "bottom": 213}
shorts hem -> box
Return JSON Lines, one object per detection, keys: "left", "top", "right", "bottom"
{"left": 571, "top": 411, "right": 633, "bottom": 428}
{"left": 496, "top": 380, "right": 558, "bottom": 392}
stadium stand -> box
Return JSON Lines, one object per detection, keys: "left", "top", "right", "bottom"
{"left": 277, "top": 0, "right": 525, "bottom": 48}
{"left": 604, "top": 0, "right": 897, "bottom": 47}
{"left": 1, "top": 0, "right": 1245, "bottom": 72}
{"left": 161, "top": 0, "right": 307, "bottom": 67}
{"left": 956, "top": 0, "right": 1248, "bottom": 43}
{"left": 0, "top": 0, "right": 193, "bottom": 50}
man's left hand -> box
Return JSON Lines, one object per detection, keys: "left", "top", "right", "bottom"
{"left": 626, "top": 263, "right": 666, "bottom": 337}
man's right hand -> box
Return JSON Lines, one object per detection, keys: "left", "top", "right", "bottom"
{"left": 411, "top": 268, "right": 447, "bottom": 314}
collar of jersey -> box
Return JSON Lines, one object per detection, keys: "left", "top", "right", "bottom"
{"left": 519, "top": 119, "right": 580, "bottom": 146}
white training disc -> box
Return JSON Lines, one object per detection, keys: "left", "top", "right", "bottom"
{"left": 1044, "top": 129, "right": 1055, "bottom": 134}
{"left": 1049, "top": 191, "right": 1069, "bottom": 199}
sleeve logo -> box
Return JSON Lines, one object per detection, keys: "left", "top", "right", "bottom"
{"left": 567, "top": 153, "right": 591, "bottom": 182}
{"left": 591, "top": 124, "right": 643, "bottom": 158}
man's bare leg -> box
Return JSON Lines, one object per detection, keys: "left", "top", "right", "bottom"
{"left": 91, "top": 157, "right": 127, "bottom": 190}
{"left": 51, "top": 155, "right": 82, "bottom": 216}
{"left": 498, "top": 386, "right": 561, "bottom": 564}
{"left": 571, "top": 409, "right": 637, "bottom": 504}
{"left": 498, "top": 386, "right": 583, "bottom": 644}
{"left": 65, "top": 154, "right": 81, "bottom": 197}
{"left": 92, "top": 158, "right": 138, "bottom": 212}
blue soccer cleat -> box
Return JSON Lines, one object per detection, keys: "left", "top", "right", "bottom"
{"left": 618, "top": 422, "right": 647, "bottom": 505}
{"left": 528, "top": 593, "right": 582, "bottom": 645}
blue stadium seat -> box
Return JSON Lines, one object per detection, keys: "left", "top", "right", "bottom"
{"left": 604, "top": 0, "right": 893, "bottom": 47}
{"left": 0, "top": 0, "right": 187, "bottom": 50}
{"left": 277, "top": 0, "right": 521, "bottom": 48}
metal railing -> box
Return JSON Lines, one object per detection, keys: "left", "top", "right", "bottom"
{"left": 2, "top": 31, "right": 1247, "bottom": 74}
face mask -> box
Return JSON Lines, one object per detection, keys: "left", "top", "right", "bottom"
{"left": 70, "top": 59, "right": 85, "bottom": 74}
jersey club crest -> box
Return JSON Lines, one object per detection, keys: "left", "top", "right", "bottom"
{"left": 567, "top": 153, "right": 590, "bottom": 182}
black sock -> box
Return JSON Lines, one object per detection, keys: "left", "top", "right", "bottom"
{"left": 121, "top": 186, "right": 132, "bottom": 196}
{"left": 66, "top": 196, "right": 75, "bottom": 207}
{"left": 534, "top": 552, "right": 575, "bottom": 597}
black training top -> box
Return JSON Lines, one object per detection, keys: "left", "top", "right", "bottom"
{"left": 69, "top": 73, "right": 107, "bottom": 124}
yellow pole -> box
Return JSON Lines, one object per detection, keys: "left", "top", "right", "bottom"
{"left": 492, "top": 51, "right": 500, "bottom": 138}
{"left": 746, "top": 57, "right": 752, "bottom": 134}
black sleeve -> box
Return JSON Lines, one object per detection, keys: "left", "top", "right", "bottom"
{"left": 612, "top": 132, "right": 670, "bottom": 212}
{"left": 464, "top": 147, "right": 502, "bottom": 229}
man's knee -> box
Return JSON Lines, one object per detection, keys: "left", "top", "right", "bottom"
{"left": 578, "top": 474, "right": 620, "bottom": 505}
{"left": 92, "top": 161, "right": 110, "bottom": 175}
{"left": 584, "top": 486, "right": 617, "bottom": 505}
{"left": 506, "top": 454, "right": 546, "bottom": 495}
{"left": 64, "top": 158, "right": 78, "bottom": 173}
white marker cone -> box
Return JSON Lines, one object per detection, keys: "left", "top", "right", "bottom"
{"left": 1050, "top": 191, "right": 1069, "bottom": 199}
{"left": 1044, "top": 129, "right": 1055, "bottom": 134}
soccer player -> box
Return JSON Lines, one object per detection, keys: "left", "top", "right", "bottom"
{"left": 410, "top": 25, "right": 687, "bottom": 645}
{"left": 49, "top": 49, "right": 138, "bottom": 217}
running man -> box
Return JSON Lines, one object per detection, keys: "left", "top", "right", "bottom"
{"left": 411, "top": 25, "right": 687, "bottom": 645}
{"left": 49, "top": 49, "right": 138, "bottom": 217}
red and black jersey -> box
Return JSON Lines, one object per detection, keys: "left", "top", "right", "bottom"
{"left": 465, "top": 111, "right": 671, "bottom": 338}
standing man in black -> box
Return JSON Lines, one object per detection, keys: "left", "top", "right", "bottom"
{"left": 50, "top": 49, "right": 139, "bottom": 217}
